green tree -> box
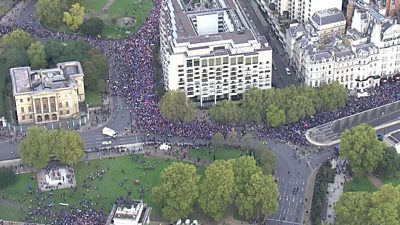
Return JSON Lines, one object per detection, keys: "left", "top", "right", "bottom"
{"left": 27, "top": 41, "right": 47, "bottom": 69}
{"left": 340, "top": 123, "right": 386, "bottom": 176}
{"left": 209, "top": 100, "right": 241, "bottom": 124}
{"left": 20, "top": 127, "right": 52, "bottom": 169}
{"left": 53, "top": 130, "right": 84, "bottom": 165}
{"left": 226, "top": 131, "right": 240, "bottom": 147}
{"left": 2, "top": 46, "right": 29, "bottom": 68}
{"left": 233, "top": 156, "right": 261, "bottom": 195}
{"left": 318, "top": 82, "right": 348, "bottom": 110}
{"left": 82, "top": 49, "right": 108, "bottom": 93}
{"left": 265, "top": 105, "right": 285, "bottom": 127}
{"left": 152, "top": 162, "right": 200, "bottom": 222}
{"left": 374, "top": 147, "right": 400, "bottom": 178}
{"left": 335, "top": 192, "right": 371, "bottom": 225}
{"left": 236, "top": 171, "right": 279, "bottom": 219}
{"left": 241, "top": 133, "right": 254, "bottom": 151}
{"left": 36, "top": 0, "right": 63, "bottom": 27}
{"left": 368, "top": 184, "right": 400, "bottom": 225}
{"left": 63, "top": 3, "right": 85, "bottom": 31}
{"left": 211, "top": 132, "right": 225, "bottom": 147}
{"left": 254, "top": 143, "right": 276, "bottom": 175}
{"left": 0, "top": 168, "right": 16, "bottom": 189}
{"left": 45, "top": 40, "right": 91, "bottom": 64}
{"left": 1, "top": 29, "right": 35, "bottom": 49}
{"left": 199, "top": 160, "right": 235, "bottom": 221}
{"left": 159, "top": 90, "right": 196, "bottom": 122}
{"left": 80, "top": 17, "right": 105, "bottom": 36}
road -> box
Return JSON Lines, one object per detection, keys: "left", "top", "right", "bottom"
{"left": 239, "top": 0, "right": 301, "bottom": 88}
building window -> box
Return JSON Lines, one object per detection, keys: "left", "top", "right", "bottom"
{"left": 28, "top": 106, "right": 32, "bottom": 112}
{"left": 60, "top": 111, "right": 63, "bottom": 115}
{"left": 59, "top": 102, "right": 63, "bottom": 108}
{"left": 19, "top": 99, "right": 23, "bottom": 103}
{"left": 29, "top": 115, "right": 33, "bottom": 119}
{"left": 66, "top": 110, "right": 70, "bottom": 114}
{"left": 21, "top": 107, "right": 24, "bottom": 113}
{"left": 27, "top": 98, "right": 30, "bottom": 102}
{"left": 21, "top": 115, "right": 25, "bottom": 120}
{"left": 66, "top": 102, "right": 69, "bottom": 107}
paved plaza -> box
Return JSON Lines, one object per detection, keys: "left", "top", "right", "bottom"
{"left": 37, "top": 164, "right": 76, "bottom": 191}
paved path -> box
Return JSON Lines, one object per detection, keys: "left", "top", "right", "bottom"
{"left": 367, "top": 174, "right": 384, "bottom": 189}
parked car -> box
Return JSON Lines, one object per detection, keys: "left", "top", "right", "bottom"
{"left": 101, "top": 141, "right": 112, "bottom": 146}
{"left": 285, "top": 67, "right": 291, "bottom": 75}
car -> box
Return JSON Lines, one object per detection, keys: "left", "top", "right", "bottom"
{"left": 101, "top": 141, "right": 112, "bottom": 146}
{"left": 273, "top": 65, "right": 277, "bottom": 70}
{"left": 285, "top": 67, "right": 291, "bottom": 75}
{"left": 292, "top": 187, "right": 299, "bottom": 194}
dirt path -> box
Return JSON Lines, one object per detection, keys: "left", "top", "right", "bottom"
{"left": 367, "top": 174, "right": 384, "bottom": 189}
{"left": 102, "top": 0, "right": 115, "bottom": 11}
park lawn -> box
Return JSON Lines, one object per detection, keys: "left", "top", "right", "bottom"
{"left": 0, "top": 0, "right": 14, "bottom": 16}
{"left": 85, "top": 90, "right": 103, "bottom": 107}
{"left": 344, "top": 176, "right": 378, "bottom": 193}
{"left": 79, "top": 0, "right": 109, "bottom": 12}
{"left": 383, "top": 177, "right": 400, "bottom": 186}
{"left": 189, "top": 147, "right": 244, "bottom": 162}
{"left": 0, "top": 155, "right": 203, "bottom": 222}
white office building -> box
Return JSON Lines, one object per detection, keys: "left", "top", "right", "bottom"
{"left": 261, "top": 0, "right": 342, "bottom": 23}
{"left": 159, "top": 0, "right": 272, "bottom": 106}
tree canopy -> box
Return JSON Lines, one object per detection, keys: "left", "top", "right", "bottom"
{"left": 159, "top": 90, "right": 196, "bottom": 122}
{"left": 0, "top": 168, "right": 16, "bottom": 189}
{"left": 36, "top": 0, "right": 63, "bottom": 27}
{"left": 20, "top": 127, "right": 85, "bottom": 168}
{"left": 336, "top": 184, "right": 400, "bottom": 225}
{"left": 0, "top": 29, "right": 35, "bottom": 68}
{"left": 63, "top": 3, "right": 85, "bottom": 31}
{"left": 27, "top": 41, "right": 47, "bottom": 69}
{"left": 374, "top": 147, "right": 400, "bottom": 178}
{"left": 80, "top": 18, "right": 105, "bottom": 36}
{"left": 199, "top": 160, "right": 235, "bottom": 221}
{"left": 208, "top": 100, "right": 241, "bottom": 124}
{"left": 152, "top": 162, "right": 200, "bottom": 222}
{"left": 340, "top": 123, "right": 386, "bottom": 176}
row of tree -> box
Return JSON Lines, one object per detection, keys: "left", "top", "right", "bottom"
{"left": 340, "top": 123, "right": 400, "bottom": 178}
{"left": 20, "top": 127, "right": 84, "bottom": 169}
{"left": 209, "top": 82, "right": 347, "bottom": 126}
{"left": 152, "top": 157, "right": 279, "bottom": 222}
{"left": 335, "top": 184, "right": 400, "bottom": 225}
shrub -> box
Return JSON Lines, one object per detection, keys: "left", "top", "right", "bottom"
{"left": 0, "top": 167, "right": 16, "bottom": 189}
{"left": 80, "top": 18, "right": 105, "bottom": 36}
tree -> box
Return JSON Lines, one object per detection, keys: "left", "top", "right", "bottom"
{"left": 335, "top": 192, "right": 371, "bottom": 225}
{"left": 236, "top": 171, "right": 279, "bottom": 219}
{"left": 254, "top": 143, "right": 276, "bottom": 175}
{"left": 45, "top": 40, "right": 91, "bottom": 65}
{"left": 226, "top": 131, "right": 240, "bottom": 147}
{"left": 209, "top": 100, "right": 241, "bottom": 124}
{"left": 36, "top": 0, "right": 63, "bottom": 27}
{"left": 211, "top": 132, "right": 225, "bottom": 147}
{"left": 27, "top": 41, "right": 47, "bottom": 69}
{"left": 199, "top": 160, "right": 235, "bottom": 221}
{"left": 152, "top": 163, "right": 200, "bottom": 222}
{"left": 318, "top": 82, "right": 348, "bottom": 111}
{"left": 82, "top": 49, "right": 108, "bottom": 93}
{"left": 0, "top": 168, "right": 16, "bottom": 189}
{"left": 53, "top": 130, "right": 84, "bottom": 165}
{"left": 340, "top": 123, "right": 386, "bottom": 176}
{"left": 241, "top": 133, "right": 254, "bottom": 151}
{"left": 233, "top": 156, "right": 261, "bottom": 195}
{"left": 20, "top": 127, "right": 52, "bottom": 169}
{"left": 265, "top": 105, "right": 285, "bottom": 127}
{"left": 1, "top": 29, "right": 35, "bottom": 50}
{"left": 159, "top": 90, "right": 196, "bottom": 122}
{"left": 63, "top": 3, "right": 85, "bottom": 31}
{"left": 2, "top": 46, "right": 29, "bottom": 68}
{"left": 80, "top": 17, "right": 105, "bottom": 36}
{"left": 374, "top": 147, "right": 400, "bottom": 178}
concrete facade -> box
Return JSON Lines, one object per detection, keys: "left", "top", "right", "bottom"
{"left": 159, "top": 0, "right": 272, "bottom": 106}
{"left": 10, "top": 61, "right": 85, "bottom": 125}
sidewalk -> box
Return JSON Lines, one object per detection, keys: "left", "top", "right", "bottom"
{"left": 303, "top": 168, "right": 317, "bottom": 225}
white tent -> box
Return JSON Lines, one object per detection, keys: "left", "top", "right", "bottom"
{"left": 159, "top": 143, "right": 171, "bottom": 151}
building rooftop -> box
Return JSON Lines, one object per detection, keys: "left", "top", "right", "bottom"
{"left": 10, "top": 61, "right": 84, "bottom": 95}
{"left": 311, "top": 8, "right": 345, "bottom": 26}
{"left": 111, "top": 199, "right": 151, "bottom": 225}
{"left": 167, "top": 0, "right": 261, "bottom": 45}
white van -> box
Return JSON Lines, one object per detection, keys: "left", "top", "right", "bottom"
{"left": 285, "top": 68, "right": 291, "bottom": 75}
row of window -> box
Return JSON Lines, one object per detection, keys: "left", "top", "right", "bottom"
{"left": 20, "top": 110, "right": 70, "bottom": 121}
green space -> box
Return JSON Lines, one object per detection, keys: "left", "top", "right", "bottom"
{"left": 78, "top": 0, "right": 154, "bottom": 39}
{"left": 85, "top": 90, "right": 103, "bottom": 107}
{"left": 0, "top": 155, "right": 188, "bottom": 222}
{"left": 0, "top": 0, "right": 16, "bottom": 16}
{"left": 383, "top": 177, "right": 400, "bottom": 186}
{"left": 344, "top": 176, "right": 378, "bottom": 193}
{"left": 0, "top": 62, "right": 12, "bottom": 120}
{"left": 189, "top": 147, "right": 244, "bottom": 161}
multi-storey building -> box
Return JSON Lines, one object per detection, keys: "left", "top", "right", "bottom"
{"left": 159, "top": 0, "right": 272, "bottom": 106}
{"left": 263, "top": 0, "right": 343, "bottom": 23}
{"left": 10, "top": 61, "right": 85, "bottom": 125}
{"left": 286, "top": 23, "right": 381, "bottom": 90}
{"left": 310, "top": 8, "right": 346, "bottom": 42}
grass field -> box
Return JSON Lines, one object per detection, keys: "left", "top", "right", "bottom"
{"left": 0, "top": 0, "right": 15, "bottom": 16}
{"left": 79, "top": 0, "right": 154, "bottom": 39}
{"left": 383, "top": 177, "right": 400, "bottom": 186}
{"left": 0, "top": 155, "right": 198, "bottom": 222}
{"left": 189, "top": 147, "right": 244, "bottom": 161}
{"left": 344, "top": 176, "right": 378, "bottom": 192}
{"left": 85, "top": 90, "right": 103, "bottom": 107}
